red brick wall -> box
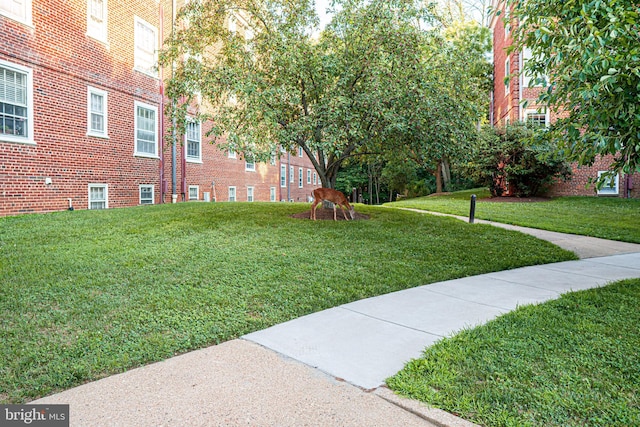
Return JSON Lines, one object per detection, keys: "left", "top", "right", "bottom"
{"left": 1, "top": 0, "right": 163, "bottom": 216}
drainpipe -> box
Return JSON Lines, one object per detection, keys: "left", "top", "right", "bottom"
{"left": 287, "top": 152, "right": 291, "bottom": 202}
{"left": 171, "top": 0, "right": 178, "bottom": 203}
{"left": 159, "top": 3, "right": 165, "bottom": 203}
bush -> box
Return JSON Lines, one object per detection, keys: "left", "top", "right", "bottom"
{"left": 468, "top": 123, "right": 571, "bottom": 197}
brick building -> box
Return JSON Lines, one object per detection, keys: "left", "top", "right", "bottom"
{"left": 490, "top": 0, "right": 638, "bottom": 198}
{"left": 0, "top": 0, "right": 320, "bottom": 216}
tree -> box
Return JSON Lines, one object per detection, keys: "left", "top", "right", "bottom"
{"left": 159, "top": 0, "right": 435, "bottom": 189}
{"left": 509, "top": 0, "right": 640, "bottom": 180}
{"left": 467, "top": 123, "right": 571, "bottom": 197}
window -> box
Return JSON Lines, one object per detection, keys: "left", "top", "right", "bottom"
{"left": 313, "top": 172, "right": 317, "bottom": 185}
{"left": 0, "top": 61, "right": 33, "bottom": 144}
{"left": 307, "top": 169, "right": 311, "bottom": 184}
{"left": 139, "top": 185, "right": 154, "bottom": 204}
{"left": 228, "top": 149, "right": 236, "bottom": 159}
{"left": 298, "top": 167, "right": 303, "bottom": 188}
{"left": 185, "top": 119, "right": 201, "bottom": 162}
{"left": 245, "top": 155, "right": 255, "bottom": 171}
{"left": 289, "top": 166, "right": 294, "bottom": 183}
{"left": 270, "top": 186, "right": 276, "bottom": 202}
{"left": 504, "top": 57, "right": 510, "bottom": 95}
{"left": 87, "top": 86, "right": 108, "bottom": 137}
{"left": 522, "top": 47, "right": 547, "bottom": 87}
{"left": 280, "top": 165, "right": 286, "bottom": 187}
{"left": 134, "top": 16, "right": 157, "bottom": 77}
{"left": 134, "top": 101, "right": 158, "bottom": 157}
{"left": 87, "top": 0, "right": 107, "bottom": 42}
{"left": 525, "top": 109, "right": 548, "bottom": 128}
{"left": 270, "top": 152, "right": 276, "bottom": 165}
{"left": 228, "top": 186, "right": 236, "bottom": 202}
{"left": 89, "top": 184, "right": 108, "bottom": 209}
{"left": 189, "top": 185, "right": 199, "bottom": 200}
{"left": 247, "top": 186, "right": 254, "bottom": 202}
{"left": 298, "top": 146, "right": 303, "bottom": 157}
{"left": 0, "top": 0, "right": 32, "bottom": 26}
{"left": 597, "top": 172, "right": 619, "bottom": 196}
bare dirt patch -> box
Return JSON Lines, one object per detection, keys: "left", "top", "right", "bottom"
{"left": 292, "top": 207, "right": 370, "bottom": 221}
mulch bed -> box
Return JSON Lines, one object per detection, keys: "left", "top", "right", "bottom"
{"left": 292, "top": 207, "right": 370, "bottom": 221}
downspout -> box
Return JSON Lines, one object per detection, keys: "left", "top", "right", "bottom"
{"left": 287, "top": 152, "right": 291, "bottom": 201}
{"left": 159, "top": 3, "right": 165, "bottom": 203}
{"left": 171, "top": 0, "right": 178, "bottom": 203}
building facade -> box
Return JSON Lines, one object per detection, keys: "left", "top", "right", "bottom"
{"left": 490, "top": 0, "right": 638, "bottom": 198}
{"left": 0, "top": 0, "right": 320, "bottom": 216}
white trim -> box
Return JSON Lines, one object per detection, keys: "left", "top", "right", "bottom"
{"left": 88, "top": 183, "right": 108, "bottom": 209}
{"left": 139, "top": 184, "right": 154, "bottom": 204}
{"left": 597, "top": 172, "right": 619, "bottom": 196}
{"left": 298, "top": 167, "right": 303, "bottom": 188}
{"left": 247, "top": 186, "right": 254, "bottom": 202}
{"left": 228, "top": 186, "right": 236, "bottom": 202}
{"left": 280, "top": 165, "right": 287, "bottom": 187}
{"left": 134, "top": 16, "right": 158, "bottom": 78}
{"left": 524, "top": 108, "right": 549, "bottom": 127}
{"left": 270, "top": 186, "right": 276, "bottom": 202}
{"left": 134, "top": 101, "right": 159, "bottom": 158}
{"left": 185, "top": 118, "right": 202, "bottom": 163}
{"left": 0, "top": 0, "right": 32, "bottom": 27}
{"left": 188, "top": 185, "right": 199, "bottom": 200}
{"left": 306, "top": 169, "right": 311, "bottom": 184}
{"left": 0, "top": 59, "right": 35, "bottom": 145}
{"left": 87, "top": 86, "right": 109, "bottom": 138}
{"left": 86, "top": 0, "right": 108, "bottom": 43}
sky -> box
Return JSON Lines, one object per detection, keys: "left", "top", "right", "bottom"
{"left": 315, "top": 0, "right": 333, "bottom": 30}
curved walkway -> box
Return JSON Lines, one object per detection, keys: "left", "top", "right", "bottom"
{"left": 33, "top": 213, "right": 640, "bottom": 427}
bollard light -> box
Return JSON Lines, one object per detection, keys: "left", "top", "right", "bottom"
{"left": 469, "top": 194, "right": 476, "bottom": 224}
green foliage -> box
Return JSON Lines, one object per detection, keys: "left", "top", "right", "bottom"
{"left": 509, "top": 0, "right": 640, "bottom": 179}
{"left": 387, "top": 190, "right": 640, "bottom": 243}
{"left": 388, "top": 279, "right": 640, "bottom": 426}
{"left": 0, "top": 203, "right": 574, "bottom": 403}
{"left": 467, "top": 124, "right": 571, "bottom": 197}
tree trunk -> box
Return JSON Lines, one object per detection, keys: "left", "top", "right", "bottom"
{"left": 442, "top": 158, "right": 451, "bottom": 191}
{"left": 436, "top": 161, "right": 443, "bottom": 194}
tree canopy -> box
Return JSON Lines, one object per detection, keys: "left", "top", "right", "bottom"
{"left": 159, "top": 0, "right": 491, "bottom": 190}
{"left": 509, "top": 0, "right": 640, "bottom": 178}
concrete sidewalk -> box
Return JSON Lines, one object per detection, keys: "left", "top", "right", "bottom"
{"left": 33, "top": 218, "right": 640, "bottom": 427}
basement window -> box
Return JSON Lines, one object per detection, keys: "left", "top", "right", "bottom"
{"left": 596, "top": 172, "right": 619, "bottom": 196}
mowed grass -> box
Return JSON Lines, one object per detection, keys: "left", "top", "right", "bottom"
{"left": 388, "top": 279, "right": 640, "bottom": 427}
{"left": 386, "top": 189, "right": 640, "bottom": 243}
{"left": 0, "top": 202, "right": 575, "bottom": 403}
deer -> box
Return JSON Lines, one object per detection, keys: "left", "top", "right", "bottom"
{"left": 310, "top": 188, "right": 355, "bottom": 221}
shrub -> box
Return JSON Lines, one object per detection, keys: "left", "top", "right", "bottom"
{"left": 468, "top": 123, "right": 571, "bottom": 197}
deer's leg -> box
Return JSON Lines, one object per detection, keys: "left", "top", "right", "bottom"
{"left": 311, "top": 200, "right": 319, "bottom": 220}
{"left": 333, "top": 205, "right": 337, "bottom": 221}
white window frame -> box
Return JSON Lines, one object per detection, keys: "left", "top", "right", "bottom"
{"left": 298, "top": 146, "right": 303, "bottom": 157}
{"left": 134, "top": 101, "right": 158, "bottom": 158}
{"left": 597, "top": 172, "right": 619, "bottom": 196}
{"left": 87, "top": 0, "right": 108, "bottom": 42}
{"left": 524, "top": 108, "right": 549, "bottom": 128}
{"left": 0, "top": 60, "right": 34, "bottom": 145}
{"left": 188, "top": 185, "right": 199, "bottom": 200}
{"left": 313, "top": 172, "right": 317, "bottom": 185}
{"left": 87, "top": 86, "right": 108, "bottom": 138}
{"left": 307, "top": 169, "right": 311, "bottom": 184}
{"left": 280, "top": 165, "right": 286, "bottom": 187}
{"left": 0, "top": 0, "right": 32, "bottom": 26}
{"left": 247, "top": 186, "right": 254, "bottom": 202}
{"left": 270, "top": 186, "right": 276, "bottom": 202}
{"left": 245, "top": 156, "right": 255, "bottom": 171}
{"left": 228, "top": 149, "right": 236, "bottom": 159}
{"left": 504, "top": 56, "right": 510, "bottom": 95}
{"left": 228, "top": 186, "right": 236, "bottom": 202}
{"left": 522, "top": 47, "right": 548, "bottom": 88}
{"left": 298, "top": 167, "right": 303, "bottom": 188}
{"left": 139, "top": 184, "right": 154, "bottom": 205}
{"left": 88, "top": 184, "right": 108, "bottom": 209}
{"left": 185, "top": 118, "right": 202, "bottom": 163}
{"left": 134, "top": 16, "right": 158, "bottom": 78}
{"left": 289, "top": 166, "right": 294, "bottom": 183}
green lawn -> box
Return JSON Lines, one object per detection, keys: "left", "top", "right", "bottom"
{"left": 386, "top": 189, "right": 640, "bottom": 243}
{"left": 388, "top": 278, "right": 640, "bottom": 427}
{"left": 0, "top": 203, "right": 575, "bottom": 403}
